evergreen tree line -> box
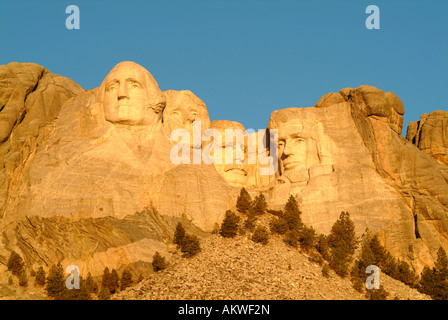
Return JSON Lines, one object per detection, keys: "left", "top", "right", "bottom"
{"left": 6, "top": 251, "right": 150, "bottom": 300}
{"left": 233, "top": 187, "right": 448, "bottom": 300}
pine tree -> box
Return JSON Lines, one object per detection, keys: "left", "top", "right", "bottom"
{"left": 19, "top": 270, "right": 28, "bottom": 287}
{"left": 328, "top": 211, "right": 358, "bottom": 255}
{"left": 252, "top": 193, "right": 268, "bottom": 215}
{"left": 316, "top": 234, "right": 330, "bottom": 261}
{"left": 236, "top": 187, "right": 252, "bottom": 214}
{"left": 98, "top": 287, "right": 111, "bottom": 300}
{"left": 251, "top": 226, "right": 269, "bottom": 245}
{"left": 63, "top": 277, "right": 92, "bottom": 300}
{"left": 7, "top": 251, "right": 24, "bottom": 277}
{"left": 46, "top": 262, "right": 66, "bottom": 299}
{"left": 173, "top": 222, "right": 186, "bottom": 248}
{"left": 85, "top": 272, "right": 98, "bottom": 294}
{"left": 330, "top": 246, "right": 351, "bottom": 277}
{"left": 35, "top": 266, "right": 46, "bottom": 287}
{"left": 435, "top": 247, "right": 448, "bottom": 280}
{"left": 299, "top": 225, "right": 316, "bottom": 251}
{"left": 328, "top": 212, "right": 358, "bottom": 278}
{"left": 180, "top": 234, "right": 201, "bottom": 258}
{"left": 365, "top": 285, "right": 389, "bottom": 300}
{"left": 368, "top": 234, "right": 387, "bottom": 266}
{"left": 283, "top": 195, "right": 303, "bottom": 232}
{"left": 120, "top": 269, "right": 134, "bottom": 291}
{"left": 396, "top": 260, "right": 419, "bottom": 288}
{"left": 322, "top": 263, "right": 330, "bottom": 278}
{"left": 152, "top": 252, "right": 168, "bottom": 272}
{"left": 219, "top": 210, "right": 240, "bottom": 238}
{"left": 270, "top": 216, "right": 289, "bottom": 235}
{"left": 110, "top": 269, "right": 120, "bottom": 294}
{"left": 283, "top": 230, "right": 300, "bottom": 248}
{"left": 101, "top": 267, "right": 115, "bottom": 294}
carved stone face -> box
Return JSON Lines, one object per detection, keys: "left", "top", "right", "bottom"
{"left": 163, "top": 90, "right": 210, "bottom": 148}
{"left": 100, "top": 61, "right": 165, "bottom": 126}
{"left": 209, "top": 120, "right": 248, "bottom": 187}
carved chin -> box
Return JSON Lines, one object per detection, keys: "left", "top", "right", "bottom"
{"left": 283, "top": 168, "right": 309, "bottom": 184}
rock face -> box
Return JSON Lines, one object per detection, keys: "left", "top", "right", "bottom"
{"left": 0, "top": 62, "right": 447, "bottom": 278}
{"left": 406, "top": 110, "right": 448, "bottom": 167}
{"left": 266, "top": 86, "right": 448, "bottom": 272}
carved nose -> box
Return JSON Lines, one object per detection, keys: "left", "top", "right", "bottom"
{"left": 283, "top": 143, "right": 293, "bottom": 157}
{"left": 118, "top": 83, "right": 129, "bottom": 100}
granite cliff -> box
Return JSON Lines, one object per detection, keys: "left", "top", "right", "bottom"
{"left": 0, "top": 61, "right": 447, "bottom": 278}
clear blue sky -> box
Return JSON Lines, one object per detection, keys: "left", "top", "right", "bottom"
{"left": 1, "top": 0, "right": 447, "bottom": 134}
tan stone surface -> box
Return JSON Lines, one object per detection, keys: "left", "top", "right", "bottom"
{"left": 266, "top": 86, "right": 448, "bottom": 272}
{"left": 406, "top": 110, "right": 448, "bottom": 167}
{"left": 0, "top": 62, "right": 447, "bottom": 280}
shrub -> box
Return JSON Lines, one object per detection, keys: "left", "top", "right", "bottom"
{"left": 120, "top": 269, "right": 133, "bottom": 291}
{"left": 270, "top": 216, "right": 289, "bottom": 235}
{"left": 7, "top": 251, "right": 24, "bottom": 277}
{"left": 309, "top": 252, "right": 324, "bottom": 266}
{"left": 244, "top": 215, "right": 257, "bottom": 232}
{"left": 322, "top": 263, "right": 330, "bottom": 278}
{"left": 98, "top": 287, "right": 111, "bottom": 300}
{"left": 316, "top": 234, "right": 331, "bottom": 261}
{"left": 19, "top": 270, "right": 28, "bottom": 287}
{"left": 101, "top": 267, "right": 119, "bottom": 295}
{"left": 86, "top": 272, "right": 98, "bottom": 294}
{"left": 299, "top": 226, "right": 316, "bottom": 251}
{"left": 251, "top": 226, "right": 269, "bottom": 245}
{"left": 211, "top": 223, "right": 220, "bottom": 235}
{"left": 283, "top": 230, "right": 300, "bottom": 248}
{"left": 365, "top": 286, "right": 389, "bottom": 300}
{"left": 35, "top": 266, "right": 46, "bottom": 287}
{"left": 220, "top": 210, "right": 240, "bottom": 238}
{"left": 152, "top": 252, "right": 168, "bottom": 272}
{"left": 180, "top": 234, "right": 201, "bottom": 258}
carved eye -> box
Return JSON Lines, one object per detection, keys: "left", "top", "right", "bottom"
{"left": 278, "top": 141, "right": 285, "bottom": 148}
{"left": 107, "top": 84, "right": 118, "bottom": 91}
{"left": 131, "top": 82, "right": 141, "bottom": 89}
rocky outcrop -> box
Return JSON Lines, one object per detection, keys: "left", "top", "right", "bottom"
{"left": 0, "top": 62, "right": 447, "bottom": 279}
{"left": 266, "top": 85, "right": 448, "bottom": 272}
{"left": 0, "top": 62, "right": 83, "bottom": 216}
{"left": 406, "top": 110, "right": 448, "bottom": 167}
{"left": 114, "top": 235, "right": 430, "bottom": 300}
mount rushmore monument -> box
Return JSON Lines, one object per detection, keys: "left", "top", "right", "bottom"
{"left": 0, "top": 61, "right": 447, "bottom": 276}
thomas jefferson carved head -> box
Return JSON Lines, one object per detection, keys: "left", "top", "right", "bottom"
{"left": 162, "top": 90, "right": 210, "bottom": 147}
{"left": 98, "top": 61, "right": 166, "bottom": 126}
